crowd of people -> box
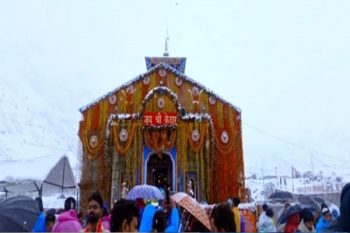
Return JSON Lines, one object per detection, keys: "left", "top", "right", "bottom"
{"left": 30, "top": 183, "right": 350, "bottom": 232}
{"left": 256, "top": 182, "right": 350, "bottom": 233}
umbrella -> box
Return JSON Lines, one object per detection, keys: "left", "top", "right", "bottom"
{"left": 297, "top": 194, "right": 319, "bottom": 211}
{"left": 269, "top": 191, "right": 294, "bottom": 201}
{"left": 277, "top": 204, "right": 302, "bottom": 224}
{"left": 125, "top": 184, "right": 164, "bottom": 201}
{"left": 172, "top": 192, "right": 211, "bottom": 231}
{"left": 0, "top": 196, "right": 40, "bottom": 232}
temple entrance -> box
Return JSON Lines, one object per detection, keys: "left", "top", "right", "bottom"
{"left": 147, "top": 153, "right": 173, "bottom": 190}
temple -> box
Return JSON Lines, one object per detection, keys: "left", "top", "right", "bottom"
{"left": 78, "top": 54, "right": 245, "bottom": 209}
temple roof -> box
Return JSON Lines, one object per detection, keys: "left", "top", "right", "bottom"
{"left": 79, "top": 62, "right": 240, "bottom": 114}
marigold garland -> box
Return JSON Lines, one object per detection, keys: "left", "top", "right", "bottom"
{"left": 111, "top": 121, "right": 137, "bottom": 155}
{"left": 82, "top": 129, "right": 106, "bottom": 158}
{"left": 186, "top": 121, "right": 208, "bottom": 152}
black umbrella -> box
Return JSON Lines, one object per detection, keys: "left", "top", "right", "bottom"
{"left": 297, "top": 194, "right": 319, "bottom": 211}
{"left": 0, "top": 196, "right": 40, "bottom": 232}
{"left": 269, "top": 191, "right": 294, "bottom": 200}
{"left": 277, "top": 204, "right": 302, "bottom": 224}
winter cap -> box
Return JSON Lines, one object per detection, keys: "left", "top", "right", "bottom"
{"left": 321, "top": 207, "right": 330, "bottom": 214}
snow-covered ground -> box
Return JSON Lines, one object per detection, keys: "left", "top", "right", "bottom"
{"left": 246, "top": 174, "right": 344, "bottom": 203}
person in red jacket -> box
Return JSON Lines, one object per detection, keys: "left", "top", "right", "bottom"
{"left": 284, "top": 212, "right": 301, "bottom": 233}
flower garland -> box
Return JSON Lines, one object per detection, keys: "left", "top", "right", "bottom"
{"left": 186, "top": 121, "right": 208, "bottom": 153}
{"left": 81, "top": 129, "right": 106, "bottom": 159}
{"left": 111, "top": 121, "right": 137, "bottom": 155}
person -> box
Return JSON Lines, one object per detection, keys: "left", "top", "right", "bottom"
{"left": 110, "top": 199, "right": 139, "bottom": 232}
{"left": 259, "top": 208, "right": 276, "bottom": 232}
{"left": 135, "top": 198, "right": 146, "bottom": 227}
{"left": 64, "top": 196, "right": 77, "bottom": 211}
{"left": 210, "top": 203, "right": 236, "bottom": 232}
{"left": 312, "top": 209, "right": 321, "bottom": 229}
{"left": 52, "top": 209, "right": 82, "bottom": 232}
{"left": 45, "top": 213, "right": 56, "bottom": 232}
{"left": 32, "top": 197, "right": 46, "bottom": 232}
{"left": 232, "top": 197, "right": 241, "bottom": 233}
{"left": 336, "top": 183, "right": 350, "bottom": 231}
{"left": 101, "top": 204, "right": 111, "bottom": 231}
{"left": 277, "top": 202, "right": 291, "bottom": 232}
{"left": 83, "top": 191, "right": 108, "bottom": 233}
{"left": 162, "top": 189, "right": 180, "bottom": 232}
{"left": 258, "top": 203, "right": 269, "bottom": 232}
{"left": 315, "top": 205, "right": 333, "bottom": 233}
{"left": 297, "top": 208, "right": 315, "bottom": 233}
{"left": 284, "top": 212, "right": 300, "bottom": 233}
{"left": 152, "top": 210, "right": 168, "bottom": 232}
{"left": 52, "top": 197, "right": 82, "bottom": 232}
{"left": 139, "top": 204, "right": 157, "bottom": 232}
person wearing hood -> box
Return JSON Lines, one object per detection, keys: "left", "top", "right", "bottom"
{"left": 315, "top": 205, "right": 333, "bottom": 233}
{"left": 52, "top": 196, "right": 82, "bottom": 232}
{"left": 52, "top": 209, "right": 82, "bottom": 232}
{"left": 297, "top": 208, "right": 315, "bottom": 233}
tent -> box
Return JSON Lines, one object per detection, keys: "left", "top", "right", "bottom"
{"left": 43, "top": 156, "right": 76, "bottom": 198}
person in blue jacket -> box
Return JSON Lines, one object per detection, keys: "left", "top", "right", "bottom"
{"left": 32, "top": 197, "right": 46, "bottom": 232}
{"left": 139, "top": 200, "right": 179, "bottom": 233}
{"left": 316, "top": 206, "right": 333, "bottom": 233}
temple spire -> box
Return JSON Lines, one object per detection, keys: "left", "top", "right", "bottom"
{"left": 163, "top": 30, "right": 169, "bottom": 57}
{"left": 145, "top": 30, "right": 187, "bottom": 73}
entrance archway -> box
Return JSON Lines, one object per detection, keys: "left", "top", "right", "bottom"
{"left": 146, "top": 153, "right": 173, "bottom": 190}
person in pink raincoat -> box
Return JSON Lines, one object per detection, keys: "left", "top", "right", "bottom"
{"left": 52, "top": 209, "right": 82, "bottom": 232}
{"left": 52, "top": 197, "right": 82, "bottom": 232}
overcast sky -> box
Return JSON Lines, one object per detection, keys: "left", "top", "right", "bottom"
{"left": 1, "top": 0, "right": 350, "bottom": 180}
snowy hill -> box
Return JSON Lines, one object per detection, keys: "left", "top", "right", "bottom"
{"left": 0, "top": 70, "right": 84, "bottom": 181}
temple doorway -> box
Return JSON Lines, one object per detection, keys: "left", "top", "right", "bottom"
{"left": 146, "top": 153, "right": 173, "bottom": 190}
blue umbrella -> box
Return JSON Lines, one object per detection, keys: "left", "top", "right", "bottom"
{"left": 126, "top": 184, "right": 165, "bottom": 201}
{"left": 277, "top": 204, "right": 302, "bottom": 224}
